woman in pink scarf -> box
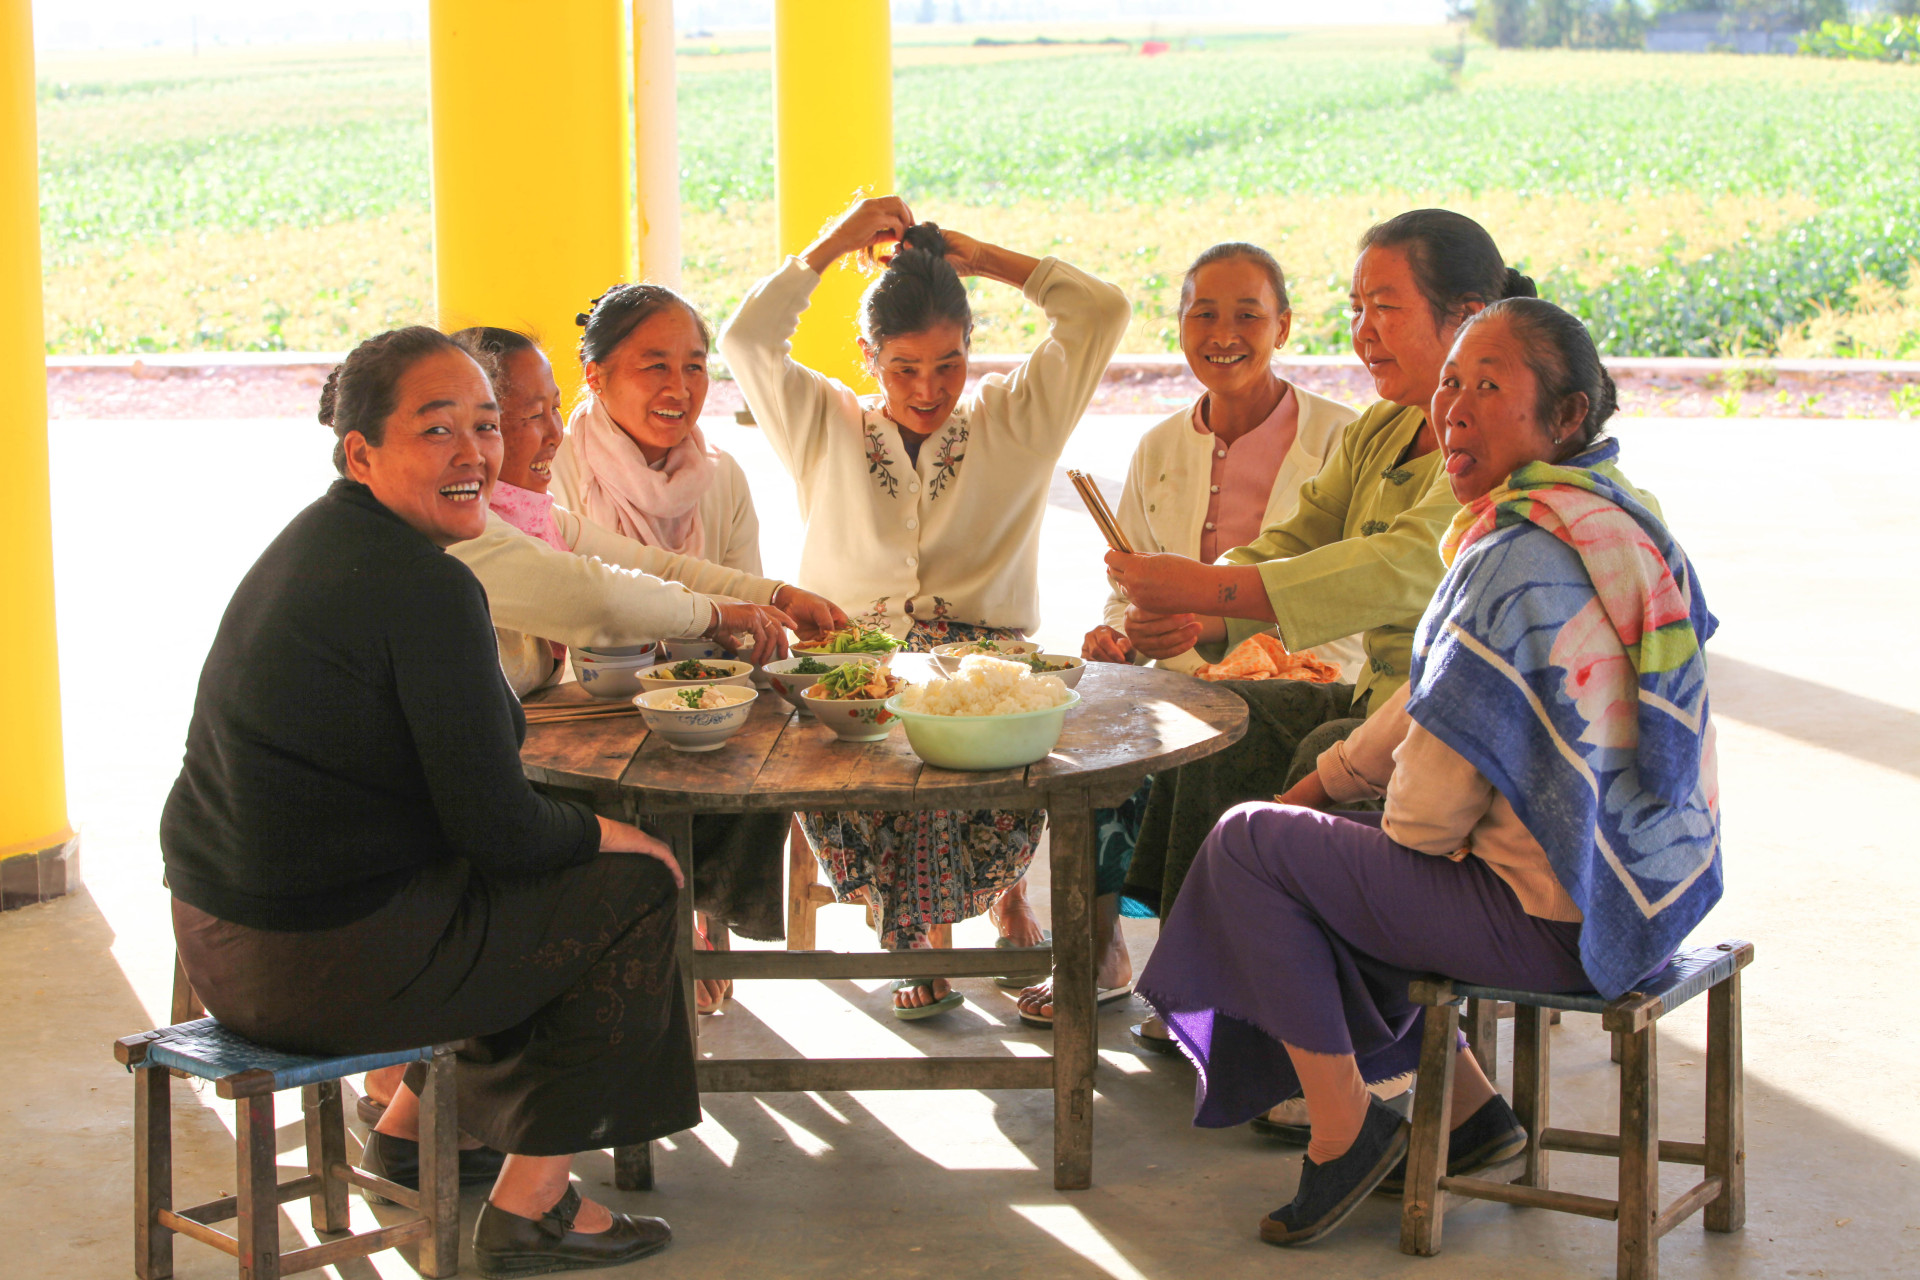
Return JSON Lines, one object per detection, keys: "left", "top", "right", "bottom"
{"left": 550, "top": 286, "right": 765, "bottom": 576}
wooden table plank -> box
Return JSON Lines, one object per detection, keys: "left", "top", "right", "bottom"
{"left": 615, "top": 691, "right": 793, "bottom": 808}
{"left": 745, "top": 711, "right": 926, "bottom": 810}
{"left": 519, "top": 687, "right": 650, "bottom": 796}
{"left": 1027, "top": 664, "right": 1246, "bottom": 802}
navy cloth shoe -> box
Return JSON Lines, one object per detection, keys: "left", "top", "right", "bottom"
{"left": 359, "top": 1130, "right": 508, "bottom": 1205}
{"left": 1259, "top": 1096, "right": 1410, "bottom": 1246}
{"left": 1376, "top": 1093, "right": 1530, "bottom": 1196}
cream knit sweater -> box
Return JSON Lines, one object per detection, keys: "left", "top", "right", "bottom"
{"left": 719, "top": 255, "right": 1130, "bottom": 638}
{"left": 447, "top": 506, "right": 782, "bottom": 697}
{"left": 1099, "top": 385, "right": 1368, "bottom": 679}
{"left": 549, "top": 420, "right": 766, "bottom": 576}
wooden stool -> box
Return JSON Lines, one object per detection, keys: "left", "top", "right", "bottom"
{"left": 1401, "top": 940, "right": 1752, "bottom": 1280}
{"left": 114, "top": 1019, "right": 462, "bottom": 1280}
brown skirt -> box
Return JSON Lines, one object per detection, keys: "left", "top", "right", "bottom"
{"left": 173, "top": 852, "right": 698, "bottom": 1157}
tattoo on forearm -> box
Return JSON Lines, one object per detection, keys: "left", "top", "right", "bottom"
{"left": 1219, "top": 583, "right": 1238, "bottom": 605}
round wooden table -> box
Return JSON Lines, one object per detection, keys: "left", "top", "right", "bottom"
{"left": 520, "top": 656, "right": 1247, "bottom": 1191}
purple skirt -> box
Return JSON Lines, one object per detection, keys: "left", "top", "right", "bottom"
{"left": 1137, "top": 803, "right": 1590, "bottom": 1128}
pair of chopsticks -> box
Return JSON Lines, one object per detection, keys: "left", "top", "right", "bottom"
{"left": 1067, "top": 470, "right": 1133, "bottom": 553}
{"left": 522, "top": 700, "right": 643, "bottom": 725}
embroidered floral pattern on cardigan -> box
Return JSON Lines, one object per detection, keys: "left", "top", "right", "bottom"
{"left": 928, "top": 420, "right": 970, "bottom": 499}
{"left": 864, "top": 421, "right": 901, "bottom": 499}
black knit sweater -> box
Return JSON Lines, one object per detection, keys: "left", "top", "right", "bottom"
{"left": 161, "top": 479, "right": 599, "bottom": 931}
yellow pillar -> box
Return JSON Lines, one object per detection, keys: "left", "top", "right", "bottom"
{"left": 0, "top": 0, "right": 77, "bottom": 901}
{"left": 774, "top": 0, "right": 893, "bottom": 389}
{"left": 633, "top": 0, "right": 682, "bottom": 288}
{"left": 429, "top": 0, "right": 633, "bottom": 408}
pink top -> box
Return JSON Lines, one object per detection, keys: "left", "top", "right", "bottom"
{"left": 1192, "top": 383, "right": 1299, "bottom": 563}
{"left": 488, "top": 481, "right": 570, "bottom": 660}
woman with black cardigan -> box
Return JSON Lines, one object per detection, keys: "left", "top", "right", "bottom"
{"left": 161, "top": 326, "right": 695, "bottom": 1277}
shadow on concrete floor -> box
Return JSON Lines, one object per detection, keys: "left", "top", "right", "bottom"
{"left": 1710, "top": 655, "right": 1920, "bottom": 778}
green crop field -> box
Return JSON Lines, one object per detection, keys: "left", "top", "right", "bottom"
{"left": 35, "top": 28, "right": 1920, "bottom": 359}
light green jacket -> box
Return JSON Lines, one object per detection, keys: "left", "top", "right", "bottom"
{"left": 1221, "top": 400, "right": 1460, "bottom": 715}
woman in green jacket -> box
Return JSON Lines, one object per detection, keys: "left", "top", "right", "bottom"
{"left": 1104, "top": 209, "right": 1535, "bottom": 1047}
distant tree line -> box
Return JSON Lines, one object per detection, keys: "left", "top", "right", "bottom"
{"left": 1451, "top": 0, "right": 1869, "bottom": 49}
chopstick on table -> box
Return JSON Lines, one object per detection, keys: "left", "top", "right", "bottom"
{"left": 1067, "top": 469, "right": 1134, "bottom": 554}
{"left": 522, "top": 700, "right": 644, "bottom": 725}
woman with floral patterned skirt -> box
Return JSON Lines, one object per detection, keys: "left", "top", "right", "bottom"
{"left": 719, "top": 195, "right": 1130, "bottom": 1018}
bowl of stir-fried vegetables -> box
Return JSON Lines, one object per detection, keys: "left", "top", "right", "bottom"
{"left": 635, "top": 657, "right": 756, "bottom": 696}
{"left": 763, "top": 653, "right": 864, "bottom": 715}
{"left": 800, "top": 659, "right": 906, "bottom": 741}
{"left": 635, "top": 684, "right": 760, "bottom": 752}
{"left": 929, "top": 637, "right": 1041, "bottom": 674}
{"left": 793, "top": 621, "right": 907, "bottom": 664}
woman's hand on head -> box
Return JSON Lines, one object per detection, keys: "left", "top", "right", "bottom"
{"left": 708, "top": 601, "right": 795, "bottom": 666}
{"left": 595, "top": 815, "right": 684, "bottom": 887}
{"left": 803, "top": 196, "right": 915, "bottom": 275}
{"left": 1124, "top": 606, "right": 1204, "bottom": 661}
{"left": 771, "top": 585, "right": 847, "bottom": 642}
{"left": 1082, "top": 624, "right": 1135, "bottom": 665}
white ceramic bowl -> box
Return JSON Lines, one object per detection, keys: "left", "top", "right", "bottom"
{"left": 931, "top": 639, "right": 1040, "bottom": 674}
{"left": 635, "top": 685, "right": 759, "bottom": 752}
{"left": 1025, "top": 654, "right": 1087, "bottom": 689}
{"left": 570, "top": 648, "right": 659, "bottom": 700}
{"left": 660, "top": 637, "right": 728, "bottom": 663}
{"left": 802, "top": 686, "right": 903, "bottom": 742}
{"left": 884, "top": 690, "right": 1081, "bottom": 771}
{"left": 576, "top": 641, "right": 658, "bottom": 661}
{"left": 635, "top": 658, "right": 756, "bottom": 695}
{"left": 763, "top": 654, "right": 866, "bottom": 715}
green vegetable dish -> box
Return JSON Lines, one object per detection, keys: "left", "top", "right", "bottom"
{"left": 674, "top": 687, "right": 720, "bottom": 709}
{"left": 811, "top": 660, "right": 900, "bottom": 701}
{"left": 792, "top": 655, "right": 831, "bottom": 674}
{"left": 800, "top": 622, "right": 907, "bottom": 654}
{"left": 668, "top": 659, "right": 731, "bottom": 680}
{"left": 1022, "top": 654, "right": 1070, "bottom": 673}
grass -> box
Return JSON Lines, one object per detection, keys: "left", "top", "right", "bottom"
{"left": 35, "top": 30, "right": 1920, "bottom": 358}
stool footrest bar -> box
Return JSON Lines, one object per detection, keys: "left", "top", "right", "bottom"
{"left": 1438, "top": 1175, "right": 1620, "bottom": 1221}
{"left": 336, "top": 1160, "right": 422, "bottom": 1211}
{"left": 1540, "top": 1127, "right": 1708, "bottom": 1165}
{"left": 1654, "top": 1177, "right": 1726, "bottom": 1238}
{"left": 697, "top": 1056, "right": 1053, "bottom": 1093}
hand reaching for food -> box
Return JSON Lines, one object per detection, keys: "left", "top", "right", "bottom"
{"left": 708, "top": 601, "right": 794, "bottom": 666}
{"left": 772, "top": 584, "right": 849, "bottom": 642}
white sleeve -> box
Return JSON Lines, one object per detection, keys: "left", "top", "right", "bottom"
{"left": 558, "top": 505, "right": 779, "bottom": 604}
{"left": 717, "top": 259, "right": 860, "bottom": 488}
{"left": 973, "top": 257, "right": 1131, "bottom": 458}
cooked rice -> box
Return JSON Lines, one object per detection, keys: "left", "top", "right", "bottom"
{"left": 898, "top": 655, "right": 1071, "bottom": 717}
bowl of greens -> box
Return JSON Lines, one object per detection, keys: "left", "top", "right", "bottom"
{"left": 634, "top": 684, "right": 759, "bottom": 752}
{"left": 930, "top": 638, "right": 1041, "bottom": 673}
{"left": 635, "top": 657, "right": 756, "bottom": 696}
{"left": 800, "top": 659, "right": 906, "bottom": 742}
{"left": 793, "top": 622, "right": 907, "bottom": 664}
{"left": 763, "top": 652, "right": 865, "bottom": 715}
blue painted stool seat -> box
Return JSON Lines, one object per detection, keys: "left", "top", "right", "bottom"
{"left": 123, "top": 1017, "right": 433, "bottom": 1098}
{"left": 1448, "top": 940, "right": 1752, "bottom": 1031}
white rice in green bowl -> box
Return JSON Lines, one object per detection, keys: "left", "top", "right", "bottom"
{"left": 897, "top": 655, "right": 1072, "bottom": 716}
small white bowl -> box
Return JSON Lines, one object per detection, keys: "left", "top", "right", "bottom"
{"left": 577, "top": 641, "right": 659, "bottom": 661}
{"left": 635, "top": 658, "right": 756, "bottom": 695}
{"left": 763, "top": 654, "right": 861, "bottom": 715}
{"left": 635, "top": 685, "right": 759, "bottom": 752}
{"left": 570, "top": 648, "right": 659, "bottom": 700}
{"left": 660, "top": 637, "right": 728, "bottom": 663}
{"left": 931, "top": 638, "right": 1040, "bottom": 674}
{"left": 1025, "top": 654, "right": 1087, "bottom": 689}
{"left": 802, "top": 686, "right": 903, "bottom": 742}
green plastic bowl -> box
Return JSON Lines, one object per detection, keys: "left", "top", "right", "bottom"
{"left": 882, "top": 690, "right": 1081, "bottom": 771}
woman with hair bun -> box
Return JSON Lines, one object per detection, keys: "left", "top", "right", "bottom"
{"left": 719, "top": 194, "right": 1131, "bottom": 1018}
{"left": 1138, "top": 297, "right": 1721, "bottom": 1248}
{"left": 1110, "top": 212, "right": 1537, "bottom": 1059}
{"left": 162, "top": 327, "right": 698, "bottom": 1274}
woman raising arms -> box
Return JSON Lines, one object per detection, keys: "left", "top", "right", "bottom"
{"left": 720, "top": 195, "right": 1131, "bottom": 1017}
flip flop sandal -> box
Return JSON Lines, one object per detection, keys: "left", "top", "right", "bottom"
{"left": 355, "top": 1094, "right": 387, "bottom": 1127}
{"left": 1130, "top": 1020, "right": 1182, "bottom": 1055}
{"left": 1250, "top": 1095, "right": 1311, "bottom": 1144}
{"left": 891, "top": 978, "right": 964, "bottom": 1021}
{"left": 993, "top": 932, "right": 1052, "bottom": 989}
{"left": 1016, "top": 983, "right": 1135, "bottom": 1029}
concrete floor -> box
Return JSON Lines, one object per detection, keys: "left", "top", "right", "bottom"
{"left": 4, "top": 411, "right": 1917, "bottom": 1278}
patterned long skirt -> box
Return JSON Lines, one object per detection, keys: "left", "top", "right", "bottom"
{"left": 799, "top": 620, "right": 1046, "bottom": 950}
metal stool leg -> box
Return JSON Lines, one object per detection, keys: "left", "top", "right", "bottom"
{"left": 1617, "top": 1025, "right": 1660, "bottom": 1280}
{"left": 133, "top": 1066, "right": 174, "bottom": 1280}
{"left": 1401, "top": 999, "right": 1460, "bottom": 1257}
{"left": 1705, "top": 972, "right": 1746, "bottom": 1232}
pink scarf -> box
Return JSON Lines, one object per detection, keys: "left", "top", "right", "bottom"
{"left": 565, "top": 396, "right": 715, "bottom": 557}
{"left": 488, "top": 481, "right": 570, "bottom": 660}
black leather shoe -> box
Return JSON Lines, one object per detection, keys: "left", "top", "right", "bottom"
{"left": 358, "top": 1130, "right": 508, "bottom": 1205}
{"left": 473, "top": 1184, "right": 671, "bottom": 1277}
{"left": 1258, "top": 1097, "right": 1409, "bottom": 1246}
{"left": 1376, "top": 1093, "right": 1529, "bottom": 1196}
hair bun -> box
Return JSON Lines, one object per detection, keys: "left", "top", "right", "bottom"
{"left": 897, "top": 222, "right": 949, "bottom": 263}
{"left": 1502, "top": 267, "right": 1538, "bottom": 300}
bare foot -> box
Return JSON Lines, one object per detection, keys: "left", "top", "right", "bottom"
{"left": 693, "top": 913, "right": 731, "bottom": 1014}
{"left": 1015, "top": 905, "right": 1133, "bottom": 1021}
{"left": 989, "top": 879, "right": 1047, "bottom": 948}
{"left": 895, "top": 978, "right": 953, "bottom": 1010}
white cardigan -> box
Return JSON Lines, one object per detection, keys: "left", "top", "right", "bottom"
{"left": 719, "top": 255, "right": 1131, "bottom": 638}
{"left": 447, "top": 506, "right": 783, "bottom": 697}
{"left": 548, "top": 419, "right": 766, "bottom": 577}
{"left": 1100, "top": 386, "right": 1369, "bottom": 679}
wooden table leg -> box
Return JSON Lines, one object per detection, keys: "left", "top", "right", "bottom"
{"left": 787, "top": 819, "right": 820, "bottom": 952}
{"left": 1047, "top": 793, "right": 1096, "bottom": 1191}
